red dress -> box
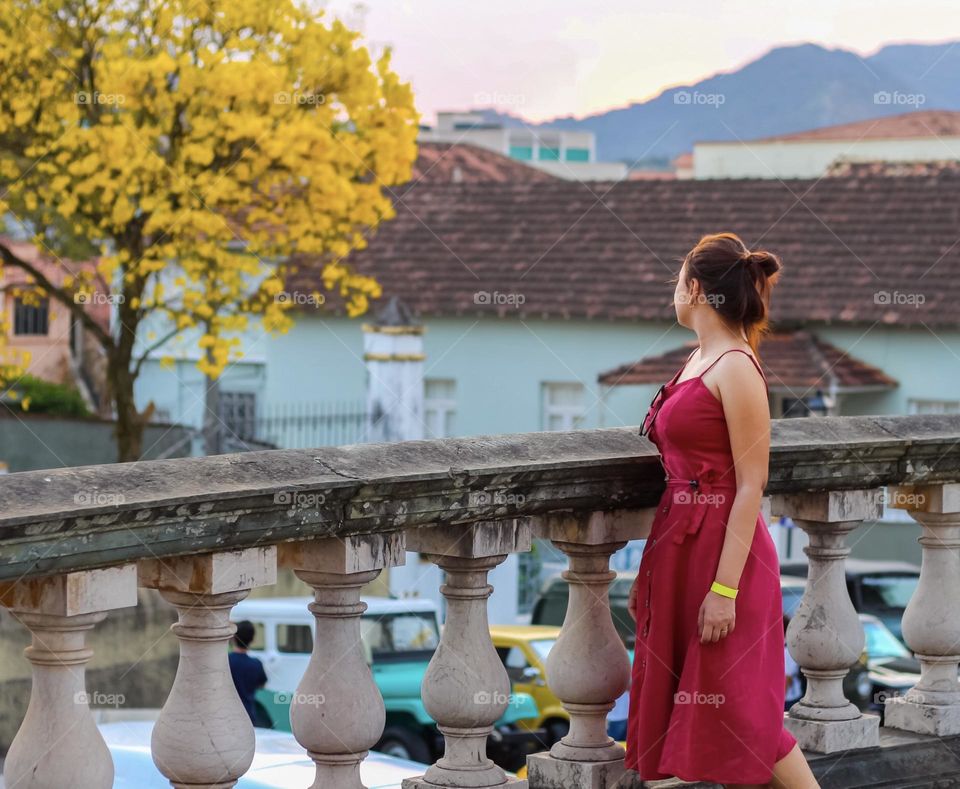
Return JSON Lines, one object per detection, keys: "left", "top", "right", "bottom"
{"left": 625, "top": 349, "right": 796, "bottom": 784}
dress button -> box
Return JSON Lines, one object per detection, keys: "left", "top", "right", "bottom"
{"left": 642, "top": 626, "right": 649, "bottom": 637}
{"left": 646, "top": 570, "right": 651, "bottom": 577}
{"left": 661, "top": 507, "right": 668, "bottom": 513}
{"left": 645, "top": 599, "right": 649, "bottom": 608}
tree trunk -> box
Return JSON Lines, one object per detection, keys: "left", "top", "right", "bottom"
{"left": 110, "top": 356, "right": 144, "bottom": 462}
{"left": 203, "top": 365, "right": 222, "bottom": 456}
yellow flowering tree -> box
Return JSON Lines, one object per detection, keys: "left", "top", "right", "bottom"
{"left": 0, "top": 0, "right": 417, "bottom": 460}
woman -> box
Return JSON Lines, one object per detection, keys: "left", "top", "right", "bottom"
{"left": 625, "top": 233, "right": 819, "bottom": 789}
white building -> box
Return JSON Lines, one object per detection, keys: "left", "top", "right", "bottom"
{"left": 692, "top": 110, "right": 960, "bottom": 179}
{"left": 419, "top": 111, "right": 627, "bottom": 181}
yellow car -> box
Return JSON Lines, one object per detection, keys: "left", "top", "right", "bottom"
{"left": 492, "top": 625, "right": 630, "bottom": 780}
{"left": 490, "top": 624, "right": 569, "bottom": 747}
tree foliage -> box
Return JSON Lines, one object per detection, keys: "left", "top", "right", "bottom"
{"left": 0, "top": 0, "right": 418, "bottom": 458}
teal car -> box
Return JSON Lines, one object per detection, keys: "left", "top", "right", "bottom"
{"left": 232, "top": 596, "right": 543, "bottom": 769}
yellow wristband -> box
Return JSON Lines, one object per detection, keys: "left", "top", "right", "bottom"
{"left": 711, "top": 580, "right": 738, "bottom": 599}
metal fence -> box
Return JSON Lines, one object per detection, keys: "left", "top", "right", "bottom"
{"left": 245, "top": 401, "right": 368, "bottom": 449}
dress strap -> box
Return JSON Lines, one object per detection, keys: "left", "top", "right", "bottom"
{"left": 700, "top": 348, "right": 768, "bottom": 389}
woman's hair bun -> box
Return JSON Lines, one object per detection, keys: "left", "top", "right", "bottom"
{"left": 742, "top": 250, "right": 781, "bottom": 279}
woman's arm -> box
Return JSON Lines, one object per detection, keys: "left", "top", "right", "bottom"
{"left": 697, "top": 351, "right": 771, "bottom": 643}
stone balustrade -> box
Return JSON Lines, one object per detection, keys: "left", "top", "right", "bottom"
{"left": 0, "top": 415, "right": 958, "bottom": 789}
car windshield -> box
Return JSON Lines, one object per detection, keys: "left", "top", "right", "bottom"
{"left": 859, "top": 575, "right": 918, "bottom": 610}
{"left": 863, "top": 620, "right": 910, "bottom": 659}
{"left": 529, "top": 638, "right": 555, "bottom": 662}
{"left": 361, "top": 611, "right": 440, "bottom": 657}
{"left": 781, "top": 586, "right": 804, "bottom": 618}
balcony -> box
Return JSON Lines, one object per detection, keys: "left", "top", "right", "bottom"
{"left": 1, "top": 414, "right": 959, "bottom": 788}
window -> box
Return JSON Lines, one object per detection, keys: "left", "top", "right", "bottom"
{"left": 565, "top": 148, "right": 590, "bottom": 162}
{"left": 538, "top": 146, "right": 560, "bottom": 161}
{"left": 424, "top": 378, "right": 456, "bottom": 438}
{"left": 542, "top": 382, "right": 586, "bottom": 431}
{"left": 496, "top": 645, "right": 531, "bottom": 683}
{"left": 509, "top": 145, "right": 533, "bottom": 161}
{"left": 219, "top": 391, "right": 257, "bottom": 441}
{"left": 13, "top": 297, "right": 49, "bottom": 335}
{"left": 360, "top": 612, "right": 439, "bottom": 661}
{"left": 908, "top": 399, "right": 960, "bottom": 415}
{"left": 860, "top": 575, "right": 918, "bottom": 610}
{"left": 277, "top": 623, "right": 312, "bottom": 654}
{"left": 781, "top": 397, "right": 812, "bottom": 418}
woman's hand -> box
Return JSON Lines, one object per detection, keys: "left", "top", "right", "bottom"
{"left": 698, "top": 590, "right": 735, "bottom": 643}
{"left": 628, "top": 574, "right": 639, "bottom": 622}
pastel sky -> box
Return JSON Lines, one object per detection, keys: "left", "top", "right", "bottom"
{"left": 326, "top": 0, "right": 958, "bottom": 122}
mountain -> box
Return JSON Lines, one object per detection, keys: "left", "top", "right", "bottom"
{"left": 475, "top": 41, "right": 960, "bottom": 166}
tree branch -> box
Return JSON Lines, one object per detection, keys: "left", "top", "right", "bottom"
{"left": 0, "top": 240, "right": 112, "bottom": 348}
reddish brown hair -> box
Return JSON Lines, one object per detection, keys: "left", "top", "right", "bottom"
{"left": 682, "top": 232, "right": 781, "bottom": 354}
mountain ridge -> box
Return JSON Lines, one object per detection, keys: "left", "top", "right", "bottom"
{"left": 470, "top": 41, "right": 960, "bottom": 166}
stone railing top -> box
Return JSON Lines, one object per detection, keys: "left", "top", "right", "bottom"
{"left": 0, "top": 415, "right": 958, "bottom": 581}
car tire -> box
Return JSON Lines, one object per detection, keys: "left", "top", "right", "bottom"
{"left": 375, "top": 725, "right": 432, "bottom": 763}
{"left": 544, "top": 719, "right": 569, "bottom": 747}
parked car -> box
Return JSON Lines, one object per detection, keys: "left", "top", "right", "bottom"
{"left": 491, "top": 624, "right": 569, "bottom": 746}
{"left": 232, "top": 596, "right": 544, "bottom": 770}
{"left": 100, "top": 720, "right": 428, "bottom": 788}
{"left": 780, "top": 558, "right": 920, "bottom": 640}
{"left": 859, "top": 613, "right": 921, "bottom": 722}
{"left": 781, "top": 575, "right": 873, "bottom": 710}
{"left": 530, "top": 572, "right": 636, "bottom": 648}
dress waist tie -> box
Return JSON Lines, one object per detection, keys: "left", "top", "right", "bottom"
{"left": 663, "top": 469, "right": 738, "bottom": 545}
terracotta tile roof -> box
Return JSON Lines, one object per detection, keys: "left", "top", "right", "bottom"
{"left": 826, "top": 159, "right": 960, "bottom": 178}
{"left": 598, "top": 332, "right": 898, "bottom": 392}
{"left": 287, "top": 168, "right": 960, "bottom": 327}
{"left": 410, "top": 142, "right": 557, "bottom": 184}
{"left": 751, "top": 110, "right": 960, "bottom": 143}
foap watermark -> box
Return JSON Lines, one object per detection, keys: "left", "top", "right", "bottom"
{"left": 274, "top": 91, "right": 326, "bottom": 106}
{"left": 75, "top": 690, "right": 125, "bottom": 708}
{"left": 880, "top": 488, "right": 927, "bottom": 510}
{"left": 473, "top": 290, "right": 526, "bottom": 308}
{"left": 674, "top": 690, "right": 725, "bottom": 708}
{"left": 673, "top": 90, "right": 725, "bottom": 108}
{"left": 673, "top": 490, "right": 727, "bottom": 506}
{"left": 274, "top": 491, "right": 326, "bottom": 509}
{"left": 875, "top": 688, "right": 926, "bottom": 706}
{"left": 74, "top": 291, "right": 124, "bottom": 305}
{"left": 74, "top": 491, "right": 126, "bottom": 506}
{"left": 75, "top": 91, "right": 126, "bottom": 106}
{"left": 874, "top": 91, "right": 926, "bottom": 108}
{"left": 676, "top": 292, "right": 725, "bottom": 308}
{"left": 473, "top": 90, "right": 526, "bottom": 109}
{"left": 276, "top": 291, "right": 325, "bottom": 307}
{"left": 874, "top": 290, "right": 925, "bottom": 308}
{"left": 469, "top": 490, "right": 527, "bottom": 508}
{"left": 474, "top": 690, "right": 516, "bottom": 706}
{"left": 274, "top": 691, "right": 326, "bottom": 707}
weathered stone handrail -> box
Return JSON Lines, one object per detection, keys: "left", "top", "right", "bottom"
{"left": 1, "top": 414, "right": 959, "bottom": 789}
{"left": 1, "top": 415, "right": 958, "bottom": 581}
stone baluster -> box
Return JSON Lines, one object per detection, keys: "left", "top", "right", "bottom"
{"left": 139, "top": 547, "right": 276, "bottom": 788}
{"left": 884, "top": 483, "right": 960, "bottom": 735}
{"left": 772, "top": 490, "right": 882, "bottom": 753}
{"left": 527, "top": 509, "right": 650, "bottom": 789}
{"left": 402, "top": 519, "right": 532, "bottom": 789}
{"left": 0, "top": 565, "right": 138, "bottom": 789}
{"left": 279, "top": 532, "right": 405, "bottom": 789}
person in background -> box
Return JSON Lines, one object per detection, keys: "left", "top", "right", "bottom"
{"left": 229, "top": 620, "right": 269, "bottom": 726}
{"left": 784, "top": 615, "right": 803, "bottom": 711}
